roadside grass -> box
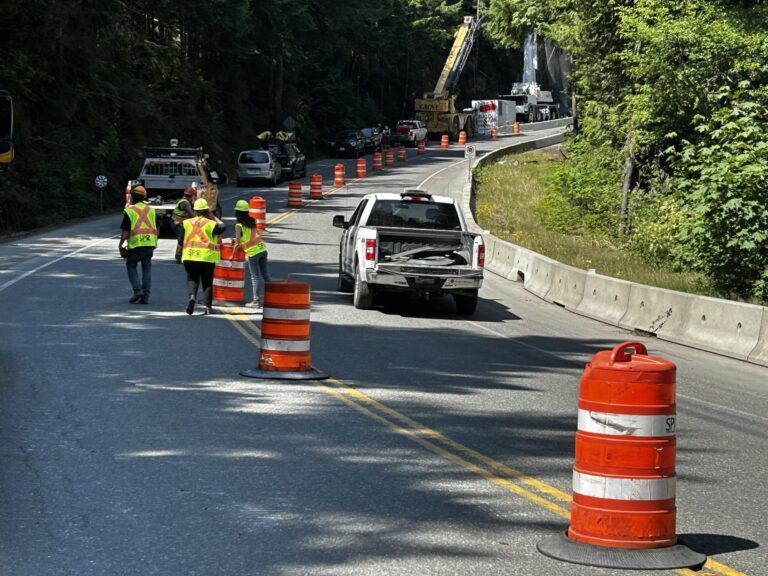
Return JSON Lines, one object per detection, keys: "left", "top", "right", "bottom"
{"left": 474, "top": 150, "right": 714, "bottom": 295}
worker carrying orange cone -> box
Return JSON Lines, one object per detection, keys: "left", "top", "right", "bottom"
{"left": 232, "top": 199, "right": 272, "bottom": 309}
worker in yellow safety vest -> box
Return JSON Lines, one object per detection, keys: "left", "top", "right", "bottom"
{"left": 118, "top": 185, "right": 158, "bottom": 304}
{"left": 172, "top": 186, "right": 197, "bottom": 263}
{"left": 181, "top": 198, "right": 226, "bottom": 315}
{"left": 232, "top": 199, "right": 272, "bottom": 308}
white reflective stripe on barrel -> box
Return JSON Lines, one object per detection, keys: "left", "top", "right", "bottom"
{"left": 572, "top": 471, "right": 676, "bottom": 501}
{"left": 249, "top": 209, "right": 266, "bottom": 215}
{"left": 213, "top": 279, "right": 245, "bottom": 288}
{"left": 263, "top": 307, "right": 311, "bottom": 321}
{"left": 260, "top": 338, "right": 310, "bottom": 352}
{"left": 577, "top": 409, "right": 676, "bottom": 437}
{"left": 216, "top": 260, "right": 245, "bottom": 270}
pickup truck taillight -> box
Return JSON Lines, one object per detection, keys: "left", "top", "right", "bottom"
{"left": 365, "top": 239, "right": 377, "bottom": 261}
{"left": 477, "top": 244, "right": 485, "bottom": 267}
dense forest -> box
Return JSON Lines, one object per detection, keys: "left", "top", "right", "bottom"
{"left": 486, "top": 0, "right": 768, "bottom": 301}
{"left": 0, "top": 0, "right": 520, "bottom": 235}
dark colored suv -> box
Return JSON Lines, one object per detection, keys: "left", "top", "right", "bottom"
{"left": 331, "top": 130, "right": 365, "bottom": 157}
{"left": 267, "top": 142, "right": 306, "bottom": 180}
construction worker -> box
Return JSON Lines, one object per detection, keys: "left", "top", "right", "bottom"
{"left": 171, "top": 186, "right": 196, "bottom": 263}
{"left": 181, "top": 198, "right": 226, "bottom": 315}
{"left": 118, "top": 185, "right": 158, "bottom": 304}
{"left": 232, "top": 199, "right": 272, "bottom": 308}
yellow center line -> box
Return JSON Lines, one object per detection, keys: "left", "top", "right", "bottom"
{"left": 221, "top": 170, "right": 750, "bottom": 576}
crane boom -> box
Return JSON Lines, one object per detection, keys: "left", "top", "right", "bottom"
{"left": 431, "top": 16, "right": 480, "bottom": 97}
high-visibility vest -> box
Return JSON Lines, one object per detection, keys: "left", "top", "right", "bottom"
{"left": 173, "top": 198, "right": 192, "bottom": 223}
{"left": 182, "top": 217, "right": 221, "bottom": 263}
{"left": 239, "top": 224, "right": 267, "bottom": 257}
{"left": 125, "top": 203, "right": 158, "bottom": 249}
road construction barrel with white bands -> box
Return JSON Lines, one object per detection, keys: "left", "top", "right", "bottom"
{"left": 417, "top": 140, "right": 426, "bottom": 155}
{"left": 372, "top": 152, "right": 383, "bottom": 171}
{"left": 258, "top": 279, "right": 312, "bottom": 372}
{"left": 309, "top": 174, "right": 323, "bottom": 199}
{"left": 356, "top": 157, "right": 367, "bottom": 178}
{"left": 397, "top": 145, "right": 406, "bottom": 162}
{"left": 248, "top": 196, "right": 266, "bottom": 230}
{"left": 213, "top": 239, "right": 245, "bottom": 304}
{"left": 569, "top": 341, "right": 677, "bottom": 550}
{"left": 288, "top": 180, "right": 302, "bottom": 208}
{"left": 384, "top": 149, "right": 394, "bottom": 168}
{"left": 333, "top": 163, "right": 345, "bottom": 187}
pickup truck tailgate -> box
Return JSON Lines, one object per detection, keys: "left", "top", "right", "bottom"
{"left": 374, "top": 227, "right": 481, "bottom": 277}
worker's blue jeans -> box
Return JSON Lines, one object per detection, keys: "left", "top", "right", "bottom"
{"left": 247, "top": 251, "right": 272, "bottom": 300}
{"left": 126, "top": 248, "right": 153, "bottom": 296}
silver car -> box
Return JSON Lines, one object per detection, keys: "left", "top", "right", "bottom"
{"left": 236, "top": 149, "right": 281, "bottom": 186}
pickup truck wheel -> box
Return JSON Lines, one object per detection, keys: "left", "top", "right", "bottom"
{"left": 454, "top": 291, "right": 478, "bottom": 315}
{"left": 353, "top": 266, "right": 374, "bottom": 309}
{"left": 337, "top": 255, "right": 353, "bottom": 293}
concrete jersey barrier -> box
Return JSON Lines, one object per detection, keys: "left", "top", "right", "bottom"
{"left": 458, "top": 125, "right": 768, "bottom": 369}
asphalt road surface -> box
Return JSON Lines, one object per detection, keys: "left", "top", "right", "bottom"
{"left": 1, "top": 131, "right": 766, "bottom": 576}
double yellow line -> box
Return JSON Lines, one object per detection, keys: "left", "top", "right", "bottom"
{"left": 222, "top": 307, "right": 747, "bottom": 576}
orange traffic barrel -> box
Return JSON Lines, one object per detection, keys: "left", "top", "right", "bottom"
{"left": 356, "top": 157, "right": 367, "bottom": 178}
{"left": 372, "top": 152, "right": 383, "bottom": 171}
{"left": 384, "top": 149, "right": 394, "bottom": 168}
{"left": 513, "top": 122, "right": 521, "bottom": 135}
{"left": 417, "top": 140, "right": 426, "bottom": 155}
{"left": 397, "top": 145, "right": 406, "bottom": 162}
{"left": 213, "top": 239, "right": 245, "bottom": 305}
{"left": 288, "top": 180, "right": 302, "bottom": 208}
{"left": 333, "top": 163, "right": 346, "bottom": 187}
{"left": 309, "top": 173, "right": 323, "bottom": 199}
{"left": 248, "top": 196, "right": 266, "bottom": 230}
{"left": 491, "top": 126, "right": 498, "bottom": 140}
{"left": 537, "top": 342, "right": 706, "bottom": 570}
{"left": 458, "top": 130, "right": 467, "bottom": 145}
{"left": 240, "top": 279, "right": 328, "bottom": 380}
{"left": 440, "top": 134, "right": 449, "bottom": 150}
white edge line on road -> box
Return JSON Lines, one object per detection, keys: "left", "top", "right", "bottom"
{"left": 419, "top": 157, "right": 468, "bottom": 188}
{"left": 0, "top": 236, "right": 116, "bottom": 295}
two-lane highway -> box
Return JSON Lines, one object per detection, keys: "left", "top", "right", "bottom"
{"left": 1, "top": 131, "right": 766, "bottom": 575}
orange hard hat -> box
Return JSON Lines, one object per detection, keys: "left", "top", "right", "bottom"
{"left": 183, "top": 186, "right": 196, "bottom": 197}
{"left": 131, "top": 185, "right": 147, "bottom": 196}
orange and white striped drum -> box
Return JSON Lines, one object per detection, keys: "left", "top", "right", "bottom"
{"left": 356, "top": 157, "right": 367, "bottom": 178}
{"left": 569, "top": 342, "right": 678, "bottom": 549}
{"left": 417, "top": 140, "right": 426, "bottom": 155}
{"left": 372, "top": 152, "right": 383, "bottom": 171}
{"left": 288, "top": 180, "right": 302, "bottom": 208}
{"left": 458, "top": 130, "right": 467, "bottom": 145}
{"left": 333, "top": 164, "right": 346, "bottom": 187}
{"left": 513, "top": 122, "right": 521, "bottom": 135}
{"left": 397, "top": 145, "right": 406, "bottom": 162}
{"left": 309, "top": 174, "right": 323, "bottom": 199}
{"left": 213, "top": 239, "right": 245, "bottom": 304}
{"left": 259, "top": 280, "right": 311, "bottom": 371}
{"left": 384, "top": 149, "right": 394, "bottom": 168}
{"left": 491, "top": 126, "right": 498, "bottom": 140}
{"left": 248, "top": 196, "right": 266, "bottom": 230}
{"left": 440, "top": 134, "right": 449, "bottom": 150}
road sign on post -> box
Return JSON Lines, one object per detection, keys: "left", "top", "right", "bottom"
{"left": 95, "top": 175, "right": 108, "bottom": 212}
{"left": 465, "top": 145, "right": 477, "bottom": 180}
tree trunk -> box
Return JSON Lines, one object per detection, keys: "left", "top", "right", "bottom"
{"left": 274, "top": 51, "right": 284, "bottom": 130}
{"left": 619, "top": 131, "right": 635, "bottom": 235}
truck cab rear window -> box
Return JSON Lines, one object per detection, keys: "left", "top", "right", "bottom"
{"left": 142, "top": 161, "right": 199, "bottom": 177}
{"left": 368, "top": 200, "right": 461, "bottom": 230}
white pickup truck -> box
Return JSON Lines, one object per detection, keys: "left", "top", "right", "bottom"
{"left": 390, "top": 120, "right": 428, "bottom": 147}
{"left": 333, "top": 189, "right": 485, "bottom": 314}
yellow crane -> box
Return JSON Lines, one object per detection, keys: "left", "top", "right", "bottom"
{"left": 414, "top": 16, "right": 480, "bottom": 140}
{"left": 0, "top": 90, "right": 13, "bottom": 168}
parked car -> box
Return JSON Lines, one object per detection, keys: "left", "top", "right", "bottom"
{"left": 330, "top": 130, "right": 365, "bottom": 157}
{"left": 361, "top": 127, "right": 383, "bottom": 153}
{"left": 236, "top": 149, "right": 281, "bottom": 186}
{"left": 267, "top": 141, "right": 306, "bottom": 180}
